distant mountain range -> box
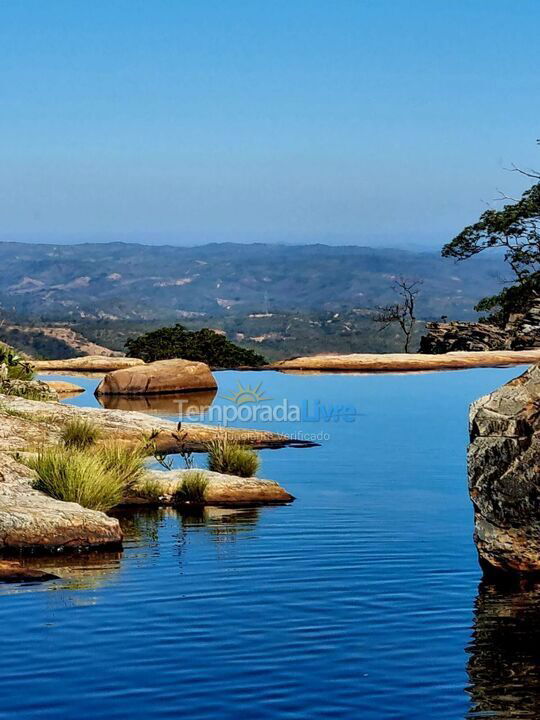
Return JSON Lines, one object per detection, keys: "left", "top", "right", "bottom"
{"left": 0, "top": 241, "right": 507, "bottom": 323}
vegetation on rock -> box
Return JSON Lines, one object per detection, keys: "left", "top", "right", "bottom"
{"left": 60, "top": 418, "right": 101, "bottom": 449}
{"left": 442, "top": 148, "right": 540, "bottom": 325}
{"left": 125, "top": 324, "right": 267, "bottom": 367}
{"left": 207, "top": 437, "right": 260, "bottom": 478}
{"left": 24, "top": 446, "right": 126, "bottom": 512}
{"left": 173, "top": 470, "right": 209, "bottom": 504}
{"left": 23, "top": 441, "right": 147, "bottom": 512}
{"left": 0, "top": 343, "right": 33, "bottom": 380}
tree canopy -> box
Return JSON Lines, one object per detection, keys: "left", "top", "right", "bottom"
{"left": 125, "top": 324, "right": 267, "bottom": 367}
{"left": 442, "top": 157, "right": 540, "bottom": 324}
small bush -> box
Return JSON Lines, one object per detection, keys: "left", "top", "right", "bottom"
{"left": 0, "top": 344, "right": 34, "bottom": 381}
{"left": 174, "top": 470, "right": 209, "bottom": 504}
{"left": 97, "top": 443, "right": 146, "bottom": 492}
{"left": 24, "top": 446, "right": 124, "bottom": 512}
{"left": 61, "top": 418, "right": 101, "bottom": 449}
{"left": 207, "top": 437, "right": 260, "bottom": 478}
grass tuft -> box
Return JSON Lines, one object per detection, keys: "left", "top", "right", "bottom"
{"left": 134, "top": 476, "right": 165, "bottom": 503}
{"left": 207, "top": 437, "right": 260, "bottom": 478}
{"left": 173, "top": 470, "right": 209, "bottom": 504}
{"left": 60, "top": 418, "right": 101, "bottom": 449}
{"left": 24, "top": 446, "right": 124, "bottom": 512}
{"left": 97, "top": 443, "right": 146, "bottom": 492}
{"left": 22, "top": 441, "right": 149, "bottom": 512}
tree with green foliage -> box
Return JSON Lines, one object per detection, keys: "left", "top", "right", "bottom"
{"left": 442, "top": 147, "right": 540, "bottom": 325}
{"left": 125, "top": 324, "right": 267, "bottom": 367}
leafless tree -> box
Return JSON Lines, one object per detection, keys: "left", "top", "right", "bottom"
{"left": 374, "top": 277, "right": 423, "bottom": 352}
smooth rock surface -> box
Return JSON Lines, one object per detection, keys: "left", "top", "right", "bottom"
{"left": 95, "top": 358, "right": 217, "bottom": 395}
{"left": 0, "top": 453, "right": 122, "bottom": 551}
{"left": 0, "top": 393, "right": 312, "bottom": 452}
{"left": 32, "top": 356, "right": 144, "bottom": 372}
{"left": 468, "top": 364, "right": 540, "bottom": 575}
{"left": 130, "top": 468, "right": 294, "bottom": 505}
{"left": 44, "top": 380, "right": 85, "bottom": 395}
{"left": 274, "top": 350, "right": 540, "bottom": 372}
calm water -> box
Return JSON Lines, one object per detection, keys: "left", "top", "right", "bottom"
{"left": 1, "top": 367, "right": 536, "bottom": 719}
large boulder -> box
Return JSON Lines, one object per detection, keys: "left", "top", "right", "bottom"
{"left": 0, "top": 453, "right": 122, "bottom": 551}
{"left": 95, "top": 358, "right": 217, "bottom": 396}
{"left": 468, "top": 364, "right": 540, "bottom": 575}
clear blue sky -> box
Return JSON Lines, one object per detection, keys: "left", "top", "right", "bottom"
{"left": 1, "top": 0, "right": 538, "bottom": 247}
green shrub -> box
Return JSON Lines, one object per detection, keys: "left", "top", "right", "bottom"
{"left": 0, "top": 344, "right": 34, "bottom": 381}
{"left": 125, "top": 324, "right": 267, "bottom": 367}
{"left": 0, "top": 379, "right": 54, "bottom": 401}
{"left": 24, "top": 446, "right": 125, "bottom": 512}
{"left": 97, "top": 443, "right": 146, "bottom": 491}
{"left": 207, "top": 437, "right": 260, "bottom": 477}
{"left": 173, "top": 470, "right": 209, "bottom": 504}
{"left": 60, "top": 418, "right": 101, "bottom": 449}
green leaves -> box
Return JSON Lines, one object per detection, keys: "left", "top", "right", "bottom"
{"left": 125, "top": 324, "right": 267, "bottom": 367}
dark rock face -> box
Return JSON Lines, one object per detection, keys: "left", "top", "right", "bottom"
{"left": 468, "top": 364, "right": 540, "bottom": 575}
{"left": 420, "top": 322, "right": 508, "bottom": 353}
{"left": 420, "top": 299, "right": 540, "bottom": 353}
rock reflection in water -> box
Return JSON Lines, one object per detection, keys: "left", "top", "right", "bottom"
{"left": 2, "top": 505, "right": 261, "bottom": 597}
{"left": 97, "top": 389, "right": 217, "bottom": 416}
{"left": 179, "top": 505, "right": 260, "bottom": 542}
{"left": 467, "top": 580, "right": 540, "bottom": 719}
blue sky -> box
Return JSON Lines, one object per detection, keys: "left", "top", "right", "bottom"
{"left": 0, "top": 0, "right": 538, "bottom": 247}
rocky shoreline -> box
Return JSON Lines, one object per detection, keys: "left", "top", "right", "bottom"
{"left": 0, "top": 389, "right": 308, "bottom": 577}
{"left": 468, "top": 364, "right": 540, "bottom": 576}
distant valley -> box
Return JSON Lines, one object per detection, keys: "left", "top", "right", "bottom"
{"left": 0, "top": 241, "right": 508, "bottom": 358}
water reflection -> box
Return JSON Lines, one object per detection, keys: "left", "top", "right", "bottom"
{"left": 97, "top": 389, "right": 217, "bottom": 416}
{"left": 467, "top": 580, "right": 540, "bottom": 719}
{"left": 1, "top": 505, "right": 260, "bottom": 596}
{"left": 180, "top": 505, "right": 260, "bottom": 542}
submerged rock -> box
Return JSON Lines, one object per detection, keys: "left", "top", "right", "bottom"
{"left": 468, "top": 364, "right": 540, "bottom": 575}
{"left": 0, "top": 453, "right": 122, "bottom": 552}
{"left": 0, "top": 561, "right": 59, "bottom": 583}
{"left": 95, "top": 358, "right": 217, "bottom": 396}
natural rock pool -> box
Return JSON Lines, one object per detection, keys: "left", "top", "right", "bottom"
{"left": 1, "top": 367, "right": 535, "bottom": 719}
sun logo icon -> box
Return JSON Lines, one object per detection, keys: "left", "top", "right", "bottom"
{"left": 221, "top": 381, "right": 271, "bottom": 405}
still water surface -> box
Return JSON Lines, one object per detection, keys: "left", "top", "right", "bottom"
{"left": 1, "top": 367, "right": 537, "bottom": 719}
